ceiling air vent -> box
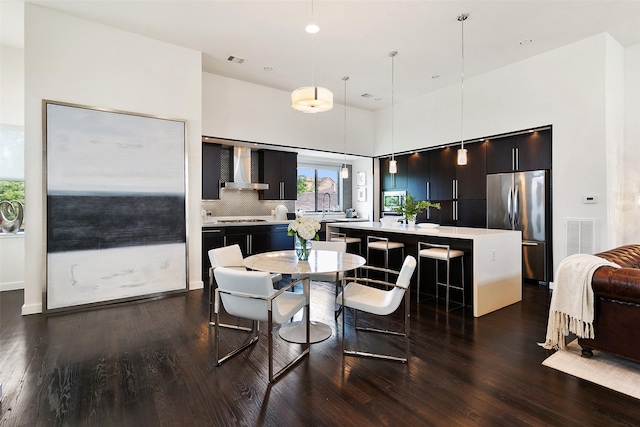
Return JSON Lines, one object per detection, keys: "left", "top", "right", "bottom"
{"left": 227, "top": 55, "right": 246, "bottom": 64}
{"left": 360, "top": 93, "right": 374, "bottom": 98}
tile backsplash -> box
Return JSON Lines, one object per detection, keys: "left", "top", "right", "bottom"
{"left": 202, "top": 190, "right": 295, "bottom": 217}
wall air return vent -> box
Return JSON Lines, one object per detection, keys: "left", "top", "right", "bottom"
{"left": 565, "top": 218, "right": 597, "bottom": 257}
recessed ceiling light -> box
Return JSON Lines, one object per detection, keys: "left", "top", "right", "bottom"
{"left": 431, "top": 74, "right": 441, "bottom": 79}
{"left": 519, "top": 38, "right": 533, "bottom": 45}
{"left": 374, "top": 98, "right": 382, "bottom": 101}
{"left": 305, "top": 23, "right": 320, "bottom": 34}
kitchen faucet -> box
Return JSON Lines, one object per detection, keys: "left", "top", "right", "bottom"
{"left": 322, "top": 193, "right": 331, "bottom": 218}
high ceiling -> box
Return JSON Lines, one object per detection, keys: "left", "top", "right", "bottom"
{"left": 2, "top": 1, "right": 640, "bottom": 111}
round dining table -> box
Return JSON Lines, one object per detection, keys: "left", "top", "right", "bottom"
{"left": 243, "top": 249, "right": 366, "bottom": 343}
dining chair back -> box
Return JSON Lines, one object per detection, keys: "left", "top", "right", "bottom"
{"left": 337, "top": 255, "right": 417, "bottom": 362}
{"left": 213, "top": 266, "right": 310, "bottom": 382}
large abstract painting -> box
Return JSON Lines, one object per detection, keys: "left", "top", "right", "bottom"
{"left": 45, "top": 101, "right": 187, "bottom": 311}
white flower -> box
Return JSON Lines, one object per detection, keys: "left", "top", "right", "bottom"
{"left": 288, "top": 216, "right": 320, "bottom": 241}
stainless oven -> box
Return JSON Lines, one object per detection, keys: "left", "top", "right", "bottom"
{"left": 382, "top": 190, "right": 406, "bottom": 213}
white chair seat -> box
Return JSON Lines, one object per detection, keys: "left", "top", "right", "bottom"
{"left": 337, "top": 282, "right": 403, "bottom": 316}
{"left": 368, "top": 241, "right": 404, "bottom": 251}
{"left": 418, "top": 248, "right": 464, "bottom": 260}
{"left": 270, "top": 291, "right": 307, "bottom": 324}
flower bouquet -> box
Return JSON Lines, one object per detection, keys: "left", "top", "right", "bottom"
{"left": 287, "top": 216, "right": 321, "bottom": 260}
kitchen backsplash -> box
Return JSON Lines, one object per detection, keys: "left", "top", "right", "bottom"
{"left": 201, "top": 189, "right": 295, "bottom": 218}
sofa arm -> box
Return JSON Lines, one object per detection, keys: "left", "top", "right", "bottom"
{"left": 592, "top": 266, "right": 640, "bottom": 304}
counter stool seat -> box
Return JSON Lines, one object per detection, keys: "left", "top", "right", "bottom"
{"left": 329, "top": 232, "right": 362, "bottom": 255}
{"left": 417, "top": 242, "right": 465, "bottom": 312}
{"left": 367, "top": 236, "right": 405, "bottom": 282}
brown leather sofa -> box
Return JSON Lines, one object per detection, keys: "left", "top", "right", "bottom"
{"left": 578, "top": 244, "right": 640, "bottom": 363}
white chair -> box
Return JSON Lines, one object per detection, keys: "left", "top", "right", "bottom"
{"left": 208, "top": 244, "right": 282, "bottom": 324}
{"left": 213, "top": 267, "right": 310, "bottom": 383}
{"left": 329, "top": 231, "right": 362, "bottom": 255}
{"left": 416, "top": 242, "right": 465, "bottom": 312}
{"left": 337, "top": 255, "right": 417, "bottom": 363}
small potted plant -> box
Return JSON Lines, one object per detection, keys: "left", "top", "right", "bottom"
{"left": 394, "top": 193, "right": 440, "bottom": 226}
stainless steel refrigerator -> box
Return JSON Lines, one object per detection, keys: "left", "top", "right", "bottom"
{"left": 487, "top": 170, "right": 551, "bottom": 284}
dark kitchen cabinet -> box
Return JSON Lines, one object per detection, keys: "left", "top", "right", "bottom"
{"left": 429, "top": 147, "right": 457, "bottom": 201}
{"left": 202, "top": 227, "right": 225, "bottom": 281}
{"left": 456, "top": 141, "right": 487, "bottom": 199}
{"left": 225, "top": 226, "right": 270, "bottom": 256}
{"left": 486, "top": 129, "right": 551, "bottom": 173}
{"left": 259, "top": 150, "right": 298, "bottom": 200}
{"left": 381, "top": 156, "right": 408, "bottom": 190}
{"left": 457, "top": 199, "right": 487, "bottom": 228}
{"left": 270, "top": 224, "right": 293, "bottom": 251}
{"left": 407, "top": 152, "right": 430, "bottom": 200}
{"left": 202, "top": 142, "right": 221, "bottom": 199}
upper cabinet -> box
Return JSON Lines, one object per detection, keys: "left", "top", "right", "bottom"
{"left": 258, "top": 150, "right": 298, "bottom": 200}
{"left": 406, "top": 152, "right": 430, "bottom": 200}
{"left": 428, "top": 147, "right": 457, "bottom": 201}
{"left": 486, "top": 129, "right": 551, "bottom": 174}
{"left": 456, "top": 141, "right": 487, "bottom": 199}
{"left": 202, "top": 142, "right": 221, "bottom": 199}
{"left": 381, "top": 156, "right": 408, "bottom": 190}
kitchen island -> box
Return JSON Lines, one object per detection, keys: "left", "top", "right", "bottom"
{"left": 326, "top": 222, "right": 522, "bottom": 317}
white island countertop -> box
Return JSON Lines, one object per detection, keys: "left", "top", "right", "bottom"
{"left": 326, "top": 221, "right": 523, "bottom": 317}
{"left": 325, "top": 221, "right": 518, "bottom": 240}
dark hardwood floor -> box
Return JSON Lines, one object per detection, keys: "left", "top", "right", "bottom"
{"left": 1, "top": 281, "right": 638, "bottom": 427}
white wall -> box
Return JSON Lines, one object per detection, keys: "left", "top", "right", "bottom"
{"left": 23, "top": 5, "right": 203, "bottom": 314}
{"left": 623, "top": 43, "right": 640, "bottom": 243}
{"left": 372, "top": 33, "right": 633, "bottom": 275}
{"left": 0, "top": 44, "right": 24, "bottom": 126}
{"left": 202, "top": 72, "right": 375, "bottom": 156}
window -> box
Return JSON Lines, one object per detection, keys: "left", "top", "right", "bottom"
{"left": 0, "top": 126, "right": 25, "bottom": 231}
{"left": 295, "top": 164, "right": 343, "bottom": 212}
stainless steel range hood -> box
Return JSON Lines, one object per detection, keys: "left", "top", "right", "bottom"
{"left": 221, "top": 146, "right": 269, "bottom": 190}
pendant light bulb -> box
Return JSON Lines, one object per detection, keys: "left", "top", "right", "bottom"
{"left": 457, "top": 148, "right": 468, "bottom": 165}
{"left": 341, "top": 166, "right": 349, "bottom": 179}
{"left": 389, "top": 159, "right": 398, "bottom": 174}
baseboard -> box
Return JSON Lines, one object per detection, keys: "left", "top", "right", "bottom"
{"left": 190, "top": 280, "right": 204, "bottom": 290}
{"left": 0, "top": 281, "right": 24, "bottom": 292}
{"left": 22, "top": 302, "right": 43, "bottom": 316}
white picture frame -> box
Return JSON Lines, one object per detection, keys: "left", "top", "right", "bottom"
{"left": 357, "top": 171, "right": 366, "bottom": 186}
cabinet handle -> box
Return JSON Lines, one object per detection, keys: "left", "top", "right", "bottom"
{"left": 515, "top": 147, "right": 519, "bottom": 171}
{"left": 247, "top": 235, "right": 252, "bottom": 254}
{"left": 426, "top": 181, "right": 431, "bottom": 200}
{"left": 223, "top": 236, "right": 227, "bottom": 246}
{"left": 204, "top": 229, "right": 222, "bottom": 233}
{"left": 280, "top": 182, "right": 285, "bottom": 199}
{"left": 512, "top": 148, "right": 515, "bottom": 171}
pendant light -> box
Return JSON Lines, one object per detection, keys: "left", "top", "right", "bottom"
{"left": 457, "top": 13, "right": 469, "bottom": 166}
{"left": 291, "top": 0, "right": 333, "bottom": 113}
{"left": 389, "top": 51, "right": 398, "bottom": 174}
{"left": 341, "top": 76, "right": 349, "bottom": 179}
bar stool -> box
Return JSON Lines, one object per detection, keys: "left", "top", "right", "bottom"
{"left": 417, "top": 242, "right": 465, "bottom": 312}
{"left": 367, "top": 236, "right": 405, "bottom": 282}
{"left": 329, "top": 231, "right": 362, "bottom": 255}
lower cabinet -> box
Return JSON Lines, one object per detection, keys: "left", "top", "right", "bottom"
{"left": 202, "top": 227, "right": 225, "bottom": 281}
{"left": 202, "top": 224, "right": 294, "bottom": 282}
{"left": 270, "top": 224, "right": 294, "bottom": 251}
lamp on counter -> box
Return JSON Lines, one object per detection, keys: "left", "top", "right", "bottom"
{"left": 341, "top": 76, "right": 349, "bottom": 179}
{"left": 389, "top": 51, "right": 398, "bottom": 175}
{"left": 291, "top": 0, "right": 333, "bottom": 113}
{"left": 457, "top": 13, "right": 469, "bottom": 166}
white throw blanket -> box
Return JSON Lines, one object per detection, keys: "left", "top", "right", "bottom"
{"left": 539, "top": 254, "right": 620, "bottom": 350}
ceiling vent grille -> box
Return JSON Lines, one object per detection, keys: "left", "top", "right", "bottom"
{"left": 227, "top": 55, "right": 246, "bottom": 64}
{"left": 360, "top": 93, "right": 374, "bottom": 98}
